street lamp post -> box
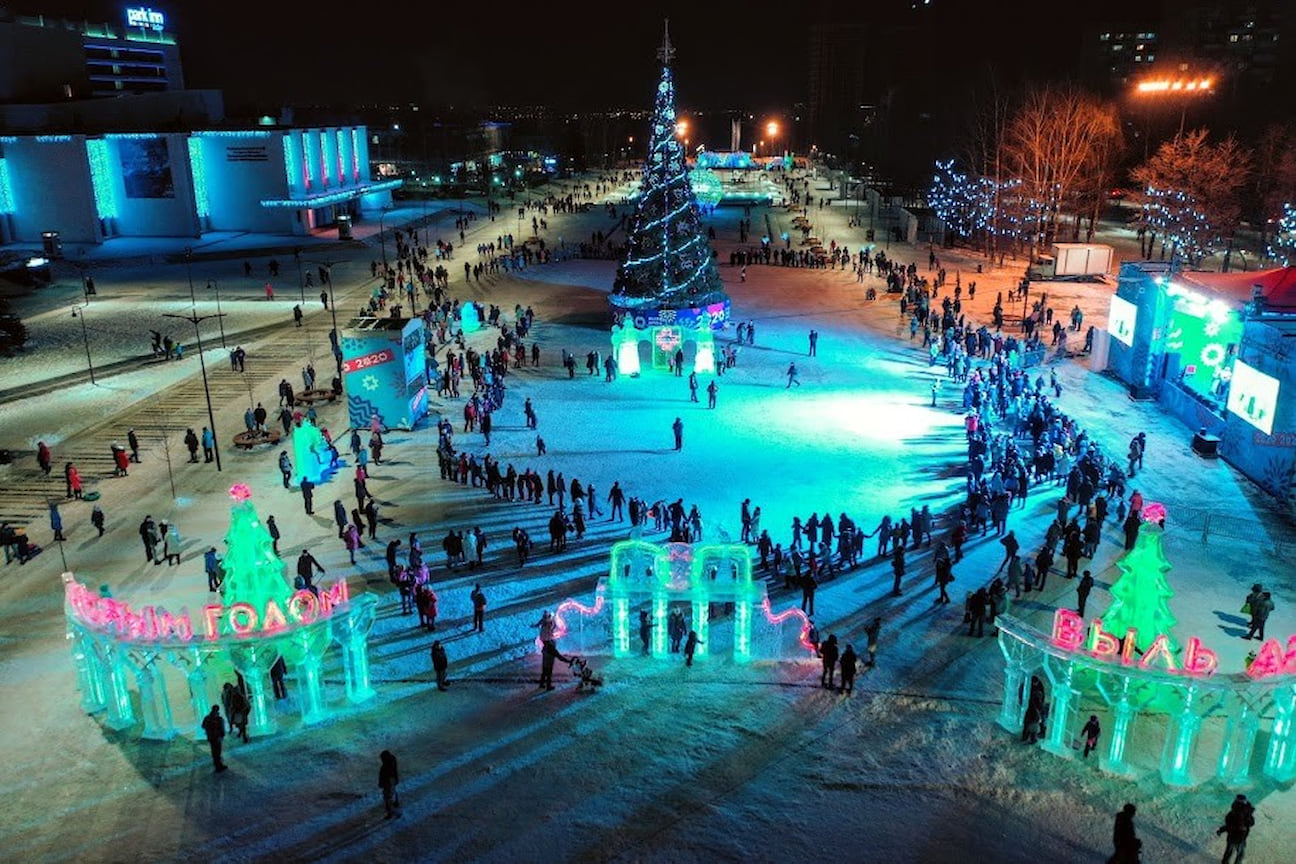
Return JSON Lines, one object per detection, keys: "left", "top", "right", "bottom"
{"left": 163, "top": 309, "right": 225, "bottom": 472}
{"left": 71, "top": 303, "right": 95, "bottom": 385}
{"left": 303, "top": 258, "right": 341, "bottom": 377}
{"left": 294, "top": 247, "right": 306, "bottom": 304}
{"left": 378, "top": 209, "right": 391, "bottom": 269}
{"left": 207, "top": 278, "right": 226, "bottom": 348}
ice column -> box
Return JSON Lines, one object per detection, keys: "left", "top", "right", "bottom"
{"left": 1217, "top": 701, "right": 1260, "bottom": 788}
{"left": 70, "top": 633, "right": 107, "bottom": 714}
{"left": 233, "top": 644, "right": 278, "bottom": 738}
{"left": 185, "top": 663, "right": 210, "bottom": 739}
{"left": 132, "top": 654, "right": 176, "bottom": 741}
{"left": 1102, "top": 682, "right": 1138, "bottom": 777}
{"left": 733, "top": 599, "right": 752, "bottom": 662}
{"left": 652, "top": 594, "right": 668, "bottom": 658}
{"left": 1041, "top": 661, "right": 1078, "bottom": 758}
{"left": 295, "top": 655, "right": 328, "bottom": 723}
{"left": 102, "top": 643, "right": 137, "bottom": 730}
{"left": 691, "top": 590, "right": 709, "bottom": 657}
{"left": 1160, "top": 683, "right": 1203, "bottom": 787}
{"left": 1263, "top": 686, "right": 1296, "bottom": 783}
{"left": 612, "top": 595, "right": 631, "bottom": 657}
{"left": 997, "top": 659, "right": 1028, "bottom": 733}
{"left": 336, "top": 595, "right": 377, "bottom": 702}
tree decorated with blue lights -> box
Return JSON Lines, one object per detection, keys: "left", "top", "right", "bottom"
{"left": 1270, "top": 202, "right": 1295, "bottom": 266}
{"left": 1132, "top": 130, "right": 1252, "bottom": 267}
{"left": 928, "top": 159, "right": 996, "bottom": 244}
{"left": 611, "top": 23, "right": 727, "bottom": 315}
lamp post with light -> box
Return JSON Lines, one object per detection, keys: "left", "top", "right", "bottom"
{"left": 1133, "top": 76, "right": 1215, "bottom": 154}
{"left": 71, "top": 302, "right": 95, "bottom": 385}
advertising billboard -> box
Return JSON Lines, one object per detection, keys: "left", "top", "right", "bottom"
{"left": 1109, "top": 295, "right": 1137, "bottom": 346}
{"left": 1227, "top": 360, "right": 1280, "bottom": 435}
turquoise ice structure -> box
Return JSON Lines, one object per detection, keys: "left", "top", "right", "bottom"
{"left": 63, "top": 484, "right": 378, "bottom": 741}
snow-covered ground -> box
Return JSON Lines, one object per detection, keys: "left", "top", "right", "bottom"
{"left": 0, "top": 172, "right": 1292, "bottom": 864}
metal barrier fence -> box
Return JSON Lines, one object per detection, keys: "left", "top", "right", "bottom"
{"left": 1163, "top": 504, "right": 1296, "bottom": 559}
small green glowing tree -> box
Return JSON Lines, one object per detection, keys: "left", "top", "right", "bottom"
{"left": 1099, "top": 511, "right": 1179, "bottom": 655}
{"left": 220, "top": 484, "right": 294, "bottom": 618}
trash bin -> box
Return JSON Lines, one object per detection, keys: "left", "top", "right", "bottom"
{"left": 337, "top": 215, "right": 353, "bottom": 240}
{"left": 41, "top": 231, "right": 63, "bottom": 259}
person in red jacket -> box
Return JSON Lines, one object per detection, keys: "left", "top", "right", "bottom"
{"left": 65, "top": 462, "right": 83, "bottom": 499}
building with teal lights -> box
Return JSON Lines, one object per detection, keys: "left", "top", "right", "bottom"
{"left": 0, "top": 127, "right": 397, "bottom": 245}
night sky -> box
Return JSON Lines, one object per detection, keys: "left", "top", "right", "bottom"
{"left": 21, "top": 0, "right": 1159, "bottom": 111}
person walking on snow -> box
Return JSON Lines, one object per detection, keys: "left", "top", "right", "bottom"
{"left": 684, "top": 630, "right": 703, "bottom": 667}
{"left": 786, "top": 362, "right": 800, "bottom": 388}
{"left": 1217, "top": 794, "right": 1255, "bottom": 864}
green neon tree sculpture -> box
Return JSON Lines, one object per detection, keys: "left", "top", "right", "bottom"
{"left": 611, "top": 22, "right": 727, "bottom": 314}
{"left": 219, "top": 484, "right": 294, "bottom": 629}
{"left": 1098, "top": 504, "right": 1179, "bottom": 655}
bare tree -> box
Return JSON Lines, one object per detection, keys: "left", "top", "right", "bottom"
{"left": 1133, "top": 129, "right": 1253, "bottom": 267}
{"left": 1255, "top": 123, "right": 1296, "bottom": 252}
{"left": 1003, "top": 84, "right": 1123, "bottom": 265}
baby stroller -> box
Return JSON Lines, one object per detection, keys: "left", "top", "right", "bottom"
{"left": 568, "top": 656, "right": 603, "bottom": 691}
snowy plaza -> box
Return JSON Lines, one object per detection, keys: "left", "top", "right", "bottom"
{"left": 2, "top": 39, "right": 1296, "bottom": 864}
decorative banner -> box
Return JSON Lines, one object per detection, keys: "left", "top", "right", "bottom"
{"left": 341, "top": 348, "right": 395, "bottom": 374}
{"left": 612, "top": 298, "right": 731, "bottom": 332}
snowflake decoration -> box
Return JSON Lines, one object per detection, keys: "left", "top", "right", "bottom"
{"left": 1204, "top": 321, "right": 1222, "bottom": 337}
{"left": 362, "top": 374, "right": 380, "bottom": 392}
{"left": 658, "top": 308, "right": 677, "bottom": 323}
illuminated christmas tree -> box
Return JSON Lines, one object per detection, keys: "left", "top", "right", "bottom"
{"left": 611, "top": 22, "right": 727, "bottom": 323}
{"left": 1098, "top": 503, "right": 1179, "bottom": 655}
{"left": 219, "top": 484, "right": 294, "bottom": 623}
{"left": 1269, "top": 202, "right": 1295, "bottom": 267}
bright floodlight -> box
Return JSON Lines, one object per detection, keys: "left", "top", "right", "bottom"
{"left": 765, "top": 121, "right": 779, "bottom": 137}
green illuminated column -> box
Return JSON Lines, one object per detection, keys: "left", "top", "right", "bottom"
{"left": 281, "top": 622, "right": 332, "bottom": 724}
{"left": 1041, "top": 661, "right": 1078, "bottom": 758}
{"left": 691, "top": 589, "right": 709, "bottom": 657}
{"left": 232, "top": 642, "right": 278, "bottom": 737}
{"left": 1160, "top": 682, "right": 1203, "bottom": 787}
{"left": 652, "top": 593, "right": 668, "bottom": 658}
{"left": 1217, "top": 701, "right": 1260, "bottom": 787}
{"left": 295, "top": 656, "right": 327, "bottom": 723}
{"left": 612, "top": 594, "right": 631, "bottom": 657}
{"left": 733, "top": 595, "right": 752, "bottom": 662}
{"left": 1263, "top": 686, "right": 1296, "bottom": 783}
{"left": 336, "top": 594, "right": 377, "bottom": 703}
{"left": 1102, "top": 679, "right": 1139, "bottom": 777}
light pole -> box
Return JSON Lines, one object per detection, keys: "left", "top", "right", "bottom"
{"left": 1133, "top": 76, "right": 1214, "bottom": 147}
{"left": 378, "top": 208, "right": 392, "bottom": 269}
{"left": 207, "top": 278, "right": 226, "bottom": 348}
{"left": 303, "top": 258, "right": 341, "bottom": 377}
{"left": 163, "top": 309, "right": 224, "bottom": 472}
{"left": 294, "top": 247, "right": 306, "bottom": 304}
{"left": 71, "top": 303, "right": 95, "bottom": 385}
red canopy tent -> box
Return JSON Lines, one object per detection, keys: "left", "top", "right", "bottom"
{"left": 1178, "top": 266, "right": 1296, "bottom": 311}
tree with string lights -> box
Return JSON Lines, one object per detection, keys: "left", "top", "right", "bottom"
{"left": 610, "top": 23, "right": 727, "bottom": 319}
{"left": 1270, "top": 202, "right": 1296, "bottom": 267}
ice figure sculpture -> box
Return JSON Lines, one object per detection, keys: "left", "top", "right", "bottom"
{"left": 292, "top": 419, "right": 331, "bottom": 485}
{"left": 62, "top": 484, "right": 380, "bottom": 742}
{"left": 461, "top": 301, "right": 480, "bottom": 333}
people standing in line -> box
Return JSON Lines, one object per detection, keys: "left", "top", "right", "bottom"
{"left": 1077, "top": 570, "right": 1095, "bottom": 618}
{"left": 839, "top": 643, "right": 857, "bottom": 694}
{"left": 201, "top": 705, "right": 228, "bottom": 772}
{"left": 1216, "top": 794, "right": 1255, "bottom": 864}
{"left": 431, "top": 641, "right": 449, "bottom": 691}
{"left": 470, "top": 583, "right": 486, "bottom": 632}
{"left": 819, "top": 634, "right": 839, "bottom": 690}
{"left": 378, "top": 750, "right": 400, "bottom": 819}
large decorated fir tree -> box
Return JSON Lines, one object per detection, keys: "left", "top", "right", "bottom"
{"left": 611, "top": 23, "right": 727, "bottom": 314}
{"left": 219, "top": 484, "right": 294, "bottom": 621}
{"left": 1098, "top": 506, "right": 1179, "bottom": 655}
